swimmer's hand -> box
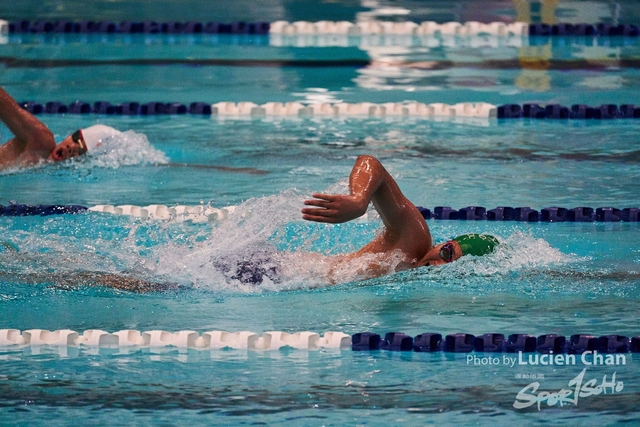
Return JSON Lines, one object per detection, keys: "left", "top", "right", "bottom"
{"left": 302, "top": 193, "right": 368, "bottom": 224}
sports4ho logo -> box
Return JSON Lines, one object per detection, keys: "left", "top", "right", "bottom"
{"left": 513, "top": 368, "right": 624, "bottom": 410}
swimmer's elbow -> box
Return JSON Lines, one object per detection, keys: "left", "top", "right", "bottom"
{"left": 356, "top": 154, "right": 381, "bottom": 166}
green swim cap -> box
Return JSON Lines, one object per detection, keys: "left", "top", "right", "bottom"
{"left": 453, "top": 233, "right": 499, "bottom": 257}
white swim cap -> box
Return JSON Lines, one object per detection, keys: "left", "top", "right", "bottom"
{"left": 79, "top": 124, "right": 121, "bottom": 151}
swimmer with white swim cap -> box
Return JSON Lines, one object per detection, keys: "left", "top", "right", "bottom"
{"left": 302, "top": 155, "right": 499, "bottom": 279}
{"left": 61, "top": 124, "right": 121, "bottom": 157}
{"left": 0, "top": 86, "right": 119, "bottom": 168}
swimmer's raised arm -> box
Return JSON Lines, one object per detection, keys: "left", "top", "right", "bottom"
{"left": 0, "top": 86, "right": 98, "bottom": 168}
{"left": 302, "top": 155, "right": 432, "bottom": 261}
{"left": 0, "top": 86, "right": 56, "bottom": 167}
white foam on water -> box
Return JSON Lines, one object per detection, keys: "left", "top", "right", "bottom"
{"left": 82, "top": 129, "right": 168, "bottom": 168}
{"left": 459, "top": 231, "right": 575, "bottom": 276}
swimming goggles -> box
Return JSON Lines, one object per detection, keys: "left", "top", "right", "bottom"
{"left": 72, "top": 129, "right": 88, "bottom": 152}
{"left": 439, "top": 242, "right": 454, "bottom": 263}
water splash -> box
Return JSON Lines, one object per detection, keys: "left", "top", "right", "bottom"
{"left": 148, "top": 190, "right": 331, "bottom": 291}
{"left": 0, "top": 191, "right": 590, "bottom": 295}
{"left": 81, "top": 129, "right": 168, "bottom": 168}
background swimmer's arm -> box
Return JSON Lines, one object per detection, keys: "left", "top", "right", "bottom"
{"left": 6, "top": 271, "right": 179, "bottom": 293}
{"left": 0, "top": 87, "right": 55, "bottom": 166}
{"left": 85, "top": 272, "right": 180, "bottom": 293}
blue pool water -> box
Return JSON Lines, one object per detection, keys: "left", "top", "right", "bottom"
{"left": 2, "top": 1, "right": 640, "bottom": 425}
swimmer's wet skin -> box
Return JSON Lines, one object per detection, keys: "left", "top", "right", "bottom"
{"left": 302, "top": 155, "right": 499, "bottom": 276}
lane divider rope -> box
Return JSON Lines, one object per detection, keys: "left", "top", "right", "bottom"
{"left": 2, "top": 19, "right": 640, "bottom": 37}
{"left": 1, "top": 329, "right": 639, "bottom": 353}
{"left": 2, "top": 204, "right": 640, "bottom": 223}
{"left": 19, "top": 101, "right": 499, "bottom": 118}
{"left": 16, "top": 101, "right": 640, "bottom": 120}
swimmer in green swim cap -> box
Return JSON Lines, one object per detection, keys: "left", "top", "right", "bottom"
{"left": 417, "top": 233, "right": 499, "bottom": 267}
{"left": 303, "top": 155, "right": 499, "bottom": 278}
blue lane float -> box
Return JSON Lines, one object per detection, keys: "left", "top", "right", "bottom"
{"left": 353, "top": 332, "right": 640, "bottom": 354}
{"left": 498, "top": 103, "right": 640, "bottom": 119}
{"left": 7, "top": 20, "right": 271, "bottom": 35}
{"left": 20, "top": 101, "right": 212, "bottom": 116}
{"left": 419, "top": 206, "right": 640, "bottom": 222}
{"left": 0, "top": 204, "right": 87, "bottom": 216}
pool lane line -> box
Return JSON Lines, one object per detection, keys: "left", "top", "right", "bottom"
{"left": 1, "top": 329, "right": 639, "bottom": 353}
{"left": 2, "top": 204, "right": 639, "bottom": 223}
{"left": 0, "top": 56, "right": 371, "bottom": 69}
{"left": 4, "top": 56, "right": 640, "bottom": 71}
{"left": 3, "top": 20, "right": 640, "bottom": 37}
{"left": 14, "top": 100, "right": 640, "bottom": 120}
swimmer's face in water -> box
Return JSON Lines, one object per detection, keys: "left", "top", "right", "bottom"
{"left": 417, "top": 240, "right": 463, "bottom": 267}
{"left": 47, "top": 130, "right": 88, "bottom": 162}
